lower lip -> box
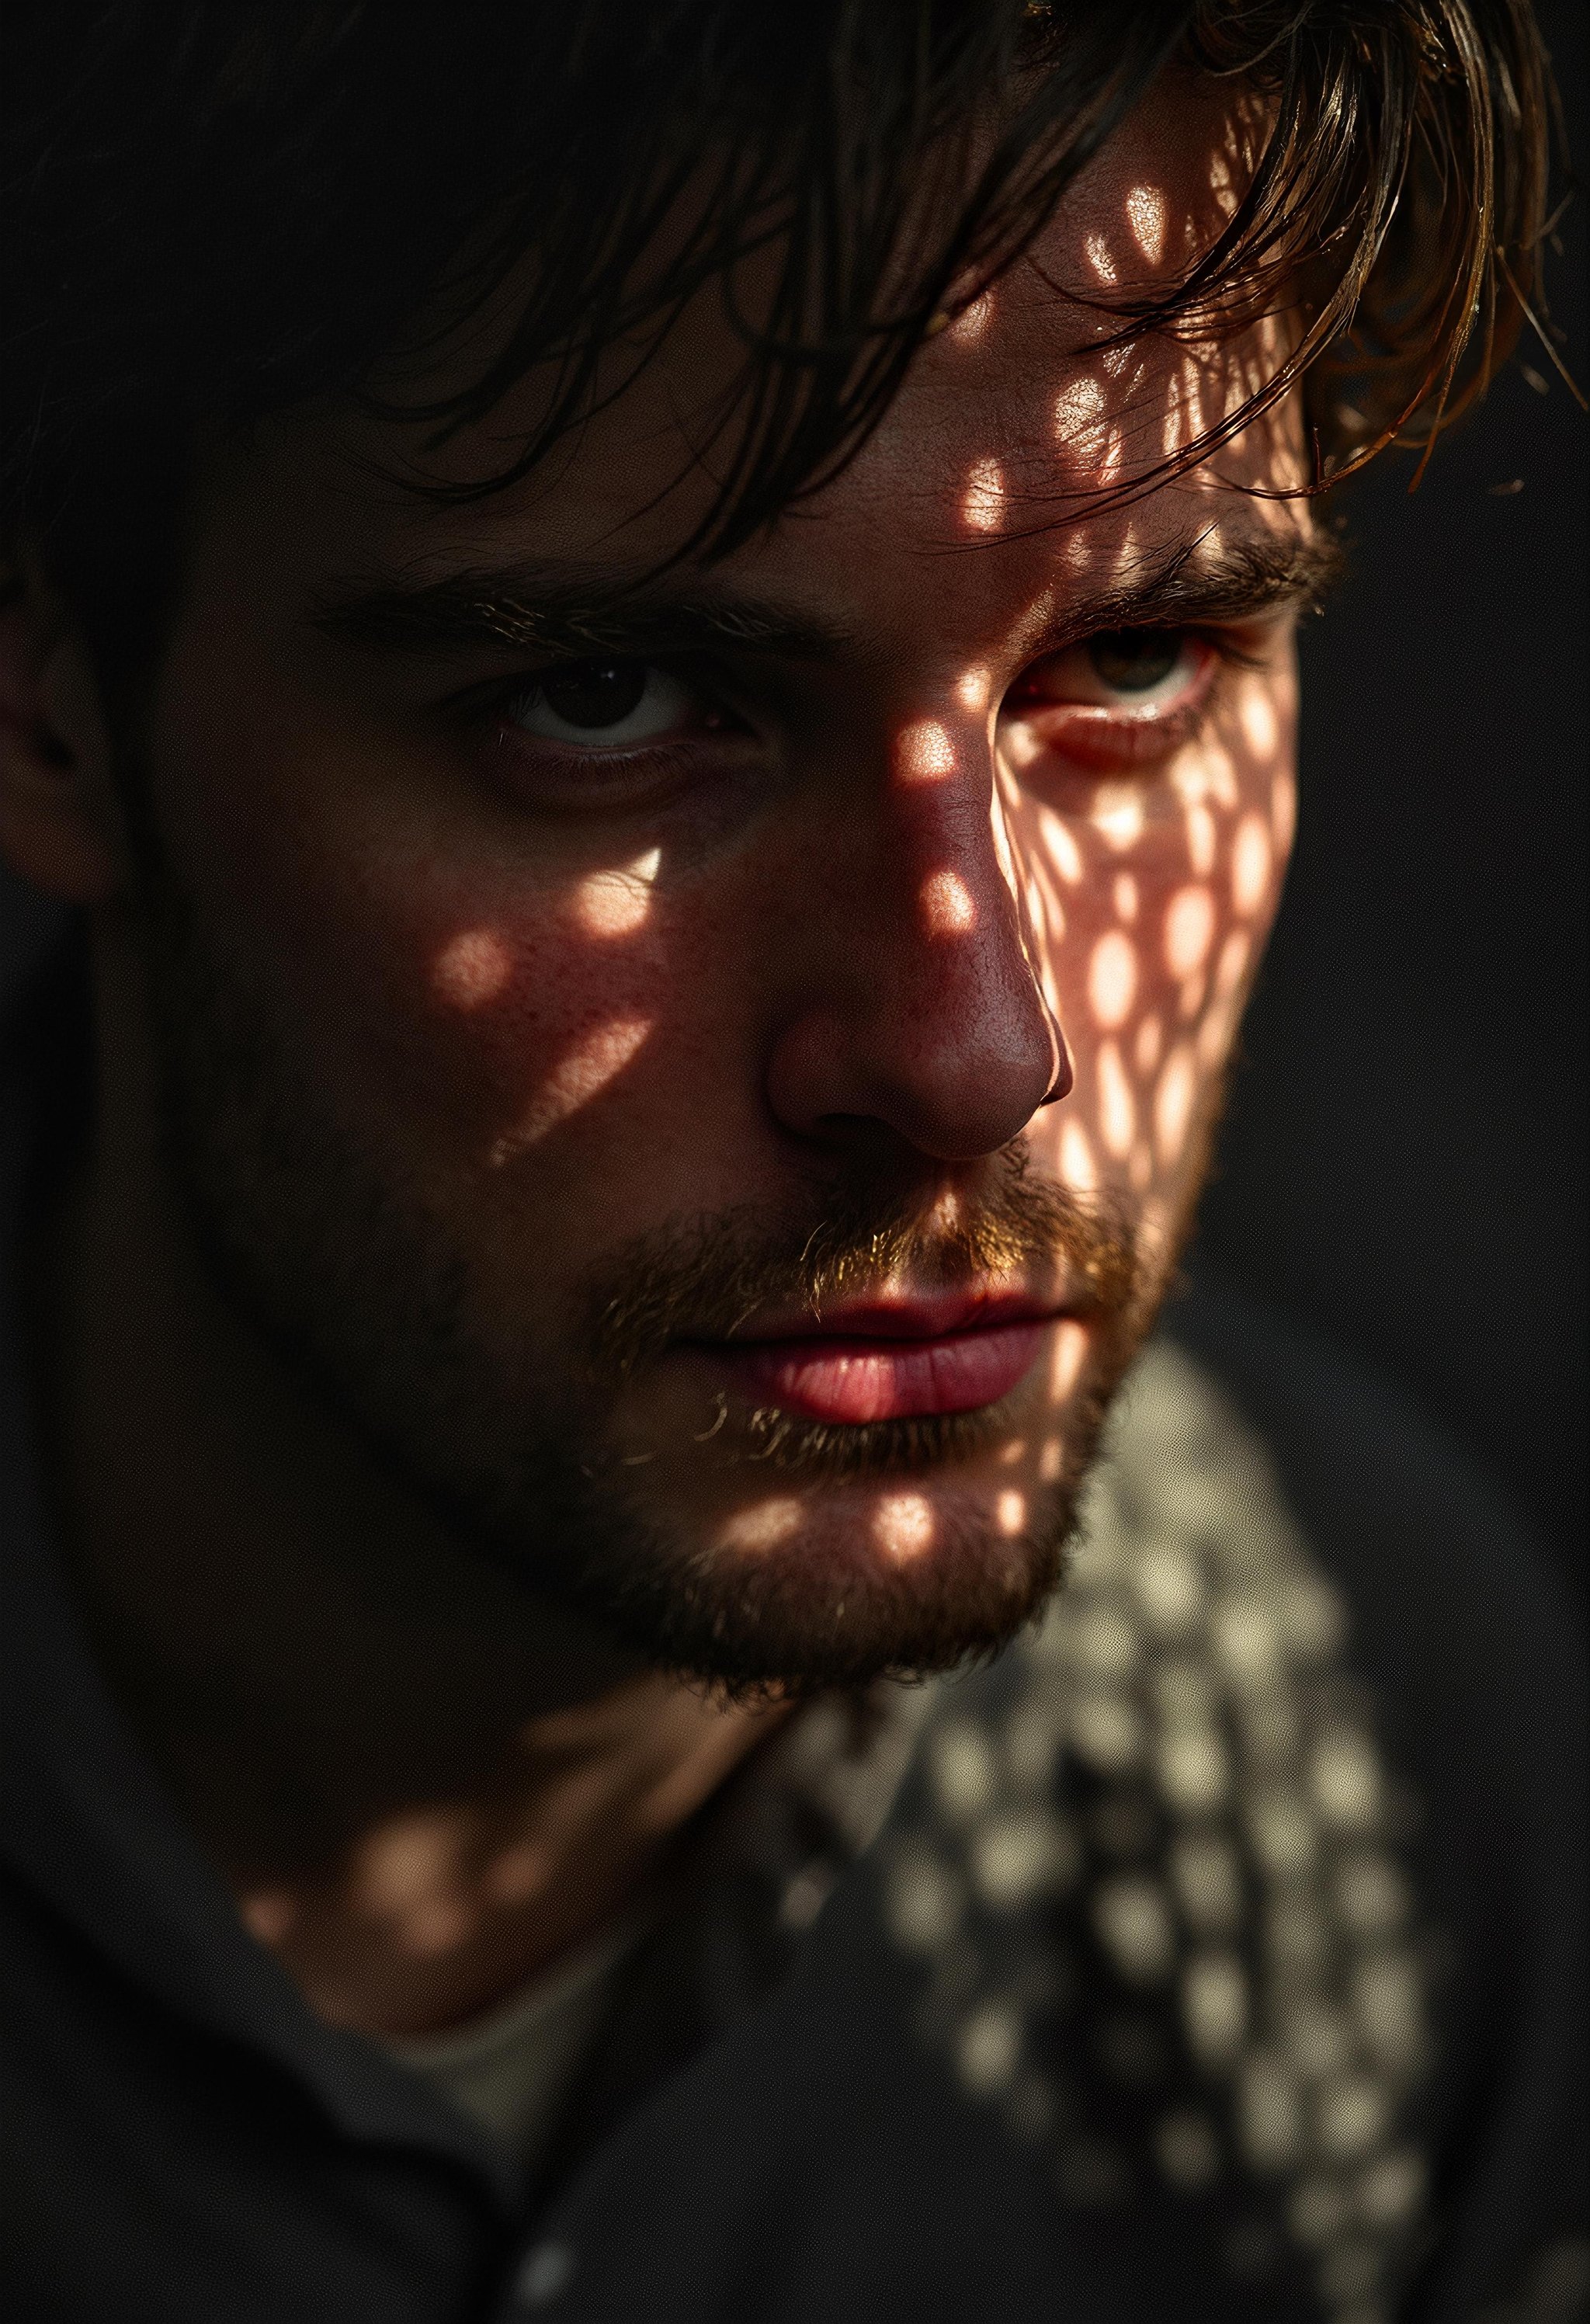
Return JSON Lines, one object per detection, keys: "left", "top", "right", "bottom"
{"left": 716, "top": 1320, "right": 1050, "bottom": 1423}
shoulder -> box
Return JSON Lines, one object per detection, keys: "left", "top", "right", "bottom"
{"left": 879, "top": 1283, "right": 1585, "bottom": 2320}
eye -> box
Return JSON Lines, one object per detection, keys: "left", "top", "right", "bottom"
{"left": 1086, "top": 631, "right": 1187, "bottom": 696}
{"left": 505, "top": 661, "right": 705, "bottom": 749}
{"left": 1015, "top": 629, "right": 1210, "bottom": 713}
{"left": 1000, "top": 627, "right": 1217, "bottom": 776}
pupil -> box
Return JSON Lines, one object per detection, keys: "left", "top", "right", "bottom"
{"left": 1088, "top": 631, "right": 1180, "bottom": 692}
{"left": 541, "top": 662, "right": 647, "bottom": 728}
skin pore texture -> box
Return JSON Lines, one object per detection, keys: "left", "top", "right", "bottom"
{"left": 1, "top": 78, "right": 1318, "bottom": 2038}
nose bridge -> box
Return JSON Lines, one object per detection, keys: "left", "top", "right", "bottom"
{"left": 885, "top": 717, "right": 1028, "bottom": 992}
{"left": 765, "top": 712, "right": 1067, "bottom": 1159}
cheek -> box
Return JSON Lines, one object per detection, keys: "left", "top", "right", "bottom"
{"left": 158, "top": 732, "right": 685, "bottom": 1159}
{"left": 1012, "top": 672, "right": 1295, "bottom": 1194}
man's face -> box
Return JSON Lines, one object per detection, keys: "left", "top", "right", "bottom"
{"left": 126, "top": 85, "right": 1311, "bottom": 1691}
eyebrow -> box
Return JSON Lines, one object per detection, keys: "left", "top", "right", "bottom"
{"left": 305, "top": 526, "right": 1344, "bottom": 667}
{"left": 307, "top": 564, "right": 856, "bottom": 664}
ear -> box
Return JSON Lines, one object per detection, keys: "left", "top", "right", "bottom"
{"left": 0, "top": 565, "right": 125, "bottom": 906}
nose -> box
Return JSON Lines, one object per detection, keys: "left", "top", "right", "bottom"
{"left": 765, "top": 730, "right": 1070, "bottom": 1159}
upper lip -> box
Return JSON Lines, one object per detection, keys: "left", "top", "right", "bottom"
{"left": 719, "top": 1290, "right": 1067, "bottom": 1345}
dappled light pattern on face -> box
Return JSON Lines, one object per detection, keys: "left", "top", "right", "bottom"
{"left": 880, "top": 1344, "right": 1432, "bottom": 2324}
{"left": 920, "top": 868, "right": 978, "bottom": 938}
{"left": 431, "top": 927, "right": 514, "bottom": 1010}
{"left": 141, "top": 70, "right": 1310, "bottom": 1710}
{"left": 569, "top": 846, "right": 662, "bottom": 938}
{"left": 997, "top": 519, "right": 1297, "bottom": 1267}
{"left": 962, "top": 456, "right": 1008, "bottom": 533}
{"left": 874, "top": 1492, "right": 938, "bottom": 1564}
{"left": 897, "top": 719, "right": 958, "bottom": 783}
{"left": 488, "top": 1015, "right": 653, "bottom": 1163}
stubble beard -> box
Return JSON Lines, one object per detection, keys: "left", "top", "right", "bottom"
{"left": 131, "top": 860, "right": 1204, "bottom": 1700}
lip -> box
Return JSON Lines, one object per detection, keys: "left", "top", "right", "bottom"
{"left": 689, "top": 1295, "right": 1066, "bottom": 1424}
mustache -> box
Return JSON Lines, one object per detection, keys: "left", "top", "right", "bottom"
{"left": 581, "top": 1154, "right": 1142, "bottom": 1384}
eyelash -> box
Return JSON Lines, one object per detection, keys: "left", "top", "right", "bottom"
{"left": 476, "top": 624, "right": 1262, "bottom": 780}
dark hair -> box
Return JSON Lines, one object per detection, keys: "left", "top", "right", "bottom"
{"left": 0, "top": 0, "right": 1565, "bottom": 693}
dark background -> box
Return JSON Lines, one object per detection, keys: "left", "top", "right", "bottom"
{"left": 2, "top": 5, "right": 1584, "bottom": 1594}
{"left": 1191, "top": 0, "right": 1587, "bottom": 1592}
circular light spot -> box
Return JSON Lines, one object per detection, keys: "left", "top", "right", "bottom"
{"left": 569, "top": 846, "right": 661, "bottom": 937}
{"left": 1133, "top": 1013, "right": 1164, "bottom": 1076}
{"left": 1311, "top": 1728, "right": 1382, "bottom": 1829}
{"left": 1356, "top": 2149, "right": 1425, "bottom": 2227}
{"left": 884, "top": 1840, "right": 964, "bottom": 1951}
{"left": 898, "top": 719, "right": 956, "bottom": 782}
{"left": 996, "top": 1489, "right": 1027, "bottom": 1535}
{"left": 1182, "top": 1951, "right": 1248, "bottom": 2062}
{"left": 1097, "top": 1040, "right": 1136, "bottom": 1158}
{"left": 1072, "top": 1596, "right": 1140, "bottom": 1676}
{"left": 515, "top": 2242, "right": 577, "bottom": 2308}
{"left": 1060, "top": 1118, "right": 1099, "bottom": 1192}
{"left": 1088, "top": 931, "right": 1138, "bottom": 1029}
{"left": 1113, "top": 872, "right": 1139, "bottom": 921}
{"left": 1055, "top": 376, "right": 1106, "bottom": 439}
{"left": 1282, "top": 1997, "right": 1352, "bottom": 2080}
{"left": 1082, "top": 231, "right": 1118, "bottom": 283}
{"left": 1135, "top": 1544, "right": 1203, "bottom": 1633}
{"left": 1351, "top": 1952, "right": 1423, "bottom": 2066}
{"left": 1040, "top": 808, "right": 1085, "bottom": 884}
{"left": 1317, "top": 2073, "right": 1389, "bottom": 2159}
{"left": 1240, "top": 690, "right": 1279, "bottom": 757}
{"left": 929, "top": 1718, "right": 999, "bottom": 1822}
{"left": 1154, "top": 1044, "right": 1197, "bottom": 1165}
{"left": 1093, "top": 1874, "right": 1175, "bottom": 1981}
{"left": 1238, "top": 2052, "right": 1304, "bottom": 2169}
{"left": 1163, "top": 884, "right": 1216, "bottom": 978}
{"left": 961, "top": 456, "right": 1005, "bottom": 533}
{"left": 721, "top": 1497, "right": 804, "bottom": 1552}
{"left": 1157, "top": 1725, "right": 1228, "bottom": 1813}
{"left": 971, "top": 1809, "right": 1076, "bottom": 1906}
{"left": 1092, "top": 783, "right": 1144, "bottom": 850}
{"left": 1248, "top": 1788, "right": 1319, "bottom": 1878}
{"left": 1186, "top": 802, "right": 1217, "bottom": 875}
{"left": 1231, "top": 811, "right": 1273, "bottom": 915}
{"left": 1125, "top": 182, "right": 1168, "bottom": 264}
{"left": 1070, "top": 1693, "right": 1144, "bottom": 1773}
{"left": 874, "top": 1491, "right": 936, "bottom": 1561}
{"left": 238, "top": 1890, "right": 296, "bottom": 1946}
{"left": 432, "top": 927, "right": 512, "bottom": 1009}
{"left": 1212, "top": 1591, "right": 1283, "bottom": 1684}
{"left": 957, "top": 1999, "right": 1022, "bottom": 2096}
{"left": 921, "top": 868, "right": 977, "bottom": 935}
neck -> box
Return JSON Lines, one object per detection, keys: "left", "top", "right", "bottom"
{"left": 30, "top": 931, "right": 784, "bottom": 2037}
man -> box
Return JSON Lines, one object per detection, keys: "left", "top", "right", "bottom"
{"left": 0, "top": 5, "right": 1582, "bottom": 2320}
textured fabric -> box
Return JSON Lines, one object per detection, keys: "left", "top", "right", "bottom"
{"left": 2, "top": 940, "right": 1585, "bottom": 2324}
{"left": 378, "top": 1915, "right": 648, "bottom": 2172}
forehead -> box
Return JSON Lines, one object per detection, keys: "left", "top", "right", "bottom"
{"left": 213, "top": 69, "right": 1304, "bottom": 610}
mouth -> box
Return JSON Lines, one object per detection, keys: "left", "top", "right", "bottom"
{"left": 684, "top": 1293, "right": 1068, "bottom": 1424}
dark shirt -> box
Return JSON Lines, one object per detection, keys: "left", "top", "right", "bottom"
{"left": 2, "top": 940, "right": 1585, "bottom": 2324}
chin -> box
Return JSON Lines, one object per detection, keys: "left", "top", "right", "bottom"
{"left": 588, "top": 1472, "right": 1083, "bottom": 1700}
